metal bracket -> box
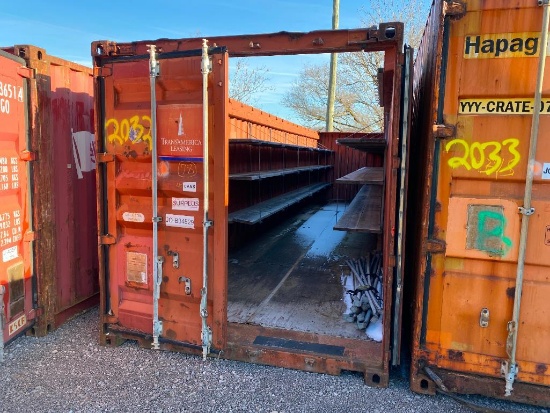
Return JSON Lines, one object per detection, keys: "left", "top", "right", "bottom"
{"left": 20, "top": 150, "right": 36, "bottom": 161}
{"left": 99, "top": 235, "right": 116, "bottom": 245}
{"left": 539, "top": 0, "right": 550, "bottom": 6}
{"left": 479, "top": 308, "right": 490, "bottom": 328}
{"left": 444, "top": 1, "right": 467, "bottom": 19}
{"left": 17, "top": 66, "right": 35, "bottom": 79}
{"left": 97, "top": 153, "right": 115, "bottom": 163}
{"left": 204, "top": 220, "right": 213, "bottom": 228}
{"left": 178, "top": 276, "right": 191, "bottom": 295}
{"left": 167, "top": 251, "right": 179, "bottom": 269}
{"left": 152, "top": 216, "right": 163, "bottom": 223}
{"left": 518, "top": 207, "right": 535, "bottom": 216}
{"left": 433, "top": 123, "right": 456, "bottom": 139}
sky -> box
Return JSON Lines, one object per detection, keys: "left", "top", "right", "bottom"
{"left": 1, "top": 0, "right": 432, "bottom": 122}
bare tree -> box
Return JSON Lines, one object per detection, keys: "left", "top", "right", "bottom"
{"left": 282, "top": 0, "right": 430, "bottom": 132}
{"left": 229, "top": 58, "right": 274, "bottom": 105}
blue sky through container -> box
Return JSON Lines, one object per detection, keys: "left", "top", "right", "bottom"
{"left": 1, "top": 0, "right": 431, "bottom": 123}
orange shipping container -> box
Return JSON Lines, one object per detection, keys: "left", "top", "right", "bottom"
{"left": 92, "top": 27, "right": 412, "bottom": 385}
{"left": 408, "top": 0, "right": 550, "bottom": 406}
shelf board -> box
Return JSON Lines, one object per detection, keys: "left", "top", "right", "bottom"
{"left": 333, "top": 185, "right": 383, "bottom": 233}
{"left": 230, "top": 165, "right": 332, "bottom": 181}
{"left": 229, "top": 182, "right": 331, "bottom": 225}
{"left": 229, "top": 138, "right": 333, "bottom": 153}
{"left": 336, "top": 167, "right": 384, "bottom": 185}
{"left": 336, "top": 136, "right": 385, "bottom": 153}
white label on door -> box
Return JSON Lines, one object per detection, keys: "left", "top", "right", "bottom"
{"left": 2, "top": 245, "right": 17, "bottom": 262}
{"left": 8, "top": 314, "right": 26, "bottom": 336}
{"left": 165, "top": 214, "right": 194, "bottom": 229}
{"left": 183, "top": 182, "right": 197, "bottom": 192}
{"left": 172, "top": 197, "right": 199, "bottom": 211}
{"left": 122, "top": 212, "right": 145, "bottom": 222}
{"left": 542, "top": 163, "right": 550, "bottom": 180}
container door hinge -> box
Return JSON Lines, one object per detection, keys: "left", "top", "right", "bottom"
{"left": 27, "top": 307, "right": 43, "bottom": 321}
{"left": 444, "top": 1, "right": 467, "bottom": 19}
{"left": 100, "top": 235, "right": 116, "bottom": 245}
{"left": 17, "top": 67, "right": 35, "bottom": 79}
{"left": 425, "top": 238, "right": 446, "bottom": 254}
{"left": 97, "top": 153, "right": 115, "bottom": 163}
{"left": 93, "top": 66, "right": 113, "bottom": 78}
{"left": 433, "top": 124, "right": 456, "bottom": 139}
{"left": 20, "top": 150, "right": 36, "bottom": 162}
{"left": 102, "top": 314, "right": 118, "bottom": 324}
{"left": 392, "top": 156, "right": 401, "bottom": 169}
{"left": 23, "top": 231, "right": 37, "bottom": 242}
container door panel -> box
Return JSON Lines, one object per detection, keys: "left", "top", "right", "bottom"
{"left": 101, "top": 51, "right": 228, "bottom": 348}
{"left": 0, "top": 50, "right": 33, "bottom": 345}
{"left": 426, "top": 4, "right": 550, "bottom": 384}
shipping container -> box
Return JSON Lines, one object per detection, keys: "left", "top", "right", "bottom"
{"left": 0, "top": 46, "right": 98, "bottom": 357}
{"left": 92, "top": 26, "right": 412, "bottom": 385}
{"left": 407, "top": 0, "right": 550, "bottom": 406}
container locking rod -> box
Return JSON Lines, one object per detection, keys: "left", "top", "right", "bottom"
{"left": 148, "top": 44, "right": 163, "bottom": 350}
{"left": 504, "top": 0, "right": 550, "bottom": 397}
{"left": 200, "top": 39, "right": 213, "bottom": 360}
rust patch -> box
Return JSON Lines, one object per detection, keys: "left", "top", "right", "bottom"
{"left": 165, "top": 329, "right": 177, "bottom": 339}
{"left": 536, "top": 364, "right": 548, "bottom": 374}
{"left": 506, "top": 287, "right": 515, "bottom": 298}
{"left": 447, "top": 350, "right": 464, "bottom": 362}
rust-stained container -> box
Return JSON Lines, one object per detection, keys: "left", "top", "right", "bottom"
{"left": 92, "top": 26, "right": 411, "bottom": 386}
{"left": 0, "top": 46, "right": 98, "bottom": 347}
{"left": 408, "top": 0, "right": 550, "bottom": 406}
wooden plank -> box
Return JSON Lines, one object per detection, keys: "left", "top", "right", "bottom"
{"left": 228, "top": 183, "right": 330, "bottom": 224}
{"left": 229, "top": 138, "right": 332, "bottom": 153}
{"left": 336, "top": 167, "right": 384, "bottom": 185}
{"left": 333, "top": 185, "right": 383, "bottom": 233}
{"left": 337, "top": 136, "right": 385, "bottom": 153}
{"left": 230, "top": 165, "right": 332, "bottom": 181}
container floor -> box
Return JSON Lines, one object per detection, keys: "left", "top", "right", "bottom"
{"left": 228, "top": 202, "right": 378, "bottom": 340}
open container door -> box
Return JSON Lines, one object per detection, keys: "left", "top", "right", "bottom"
{"left": 0, "top": 50, "right": 34, "bottom": 359}
{"left": 94, "top": 44, "right": 229, "bottom": 354}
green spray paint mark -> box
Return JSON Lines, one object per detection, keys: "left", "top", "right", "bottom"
{"left": 476, "top": 210, "right": 512, "bottom": 256}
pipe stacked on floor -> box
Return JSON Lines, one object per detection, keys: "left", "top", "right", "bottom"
{"left": 343, "top": 253, "right": 383, "bottom": 334}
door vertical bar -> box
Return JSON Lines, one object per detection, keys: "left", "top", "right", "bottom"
{"left": 148, "top": 45, "right": 164, "bottom": 350}
{"left": 200, "top": 39, "right": 213, "bottom": 359}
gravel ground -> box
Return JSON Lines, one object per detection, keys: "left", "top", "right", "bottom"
{"left": 0, "top": 308, "right": 547, "bottom": 413}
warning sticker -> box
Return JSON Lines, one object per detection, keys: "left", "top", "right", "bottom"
{"left": 459, "top": 98, "right": 550, "bottom": 115}
{"left": 183, "top": 182, "right": 197, "bottom": 192}
{"left": 126, "top": 252, "right": 147, "bottom": 284}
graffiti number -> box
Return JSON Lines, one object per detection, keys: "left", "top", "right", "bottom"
{"left": 105, "top": 116, "right": 152, "bottom": 150}
{"left": 446, "top": 138, "right": 520, "bottom": 177}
